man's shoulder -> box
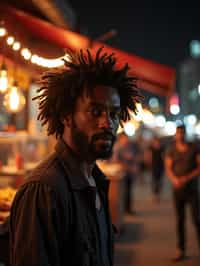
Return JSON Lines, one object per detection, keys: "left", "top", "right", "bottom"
{"left": 11, "top": 153, "right": 72, "bottom": 218}
{"left": 23, "top": 152, "right": 70, "bottom": 194}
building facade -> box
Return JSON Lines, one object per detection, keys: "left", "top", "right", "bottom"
{"left": 178, "top": 41, "right": 200, "bottom": 116}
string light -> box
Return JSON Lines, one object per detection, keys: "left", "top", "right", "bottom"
{"left": 30, "top": 54, "right": 65, "bottom": 68}
{"left": 1, "top": 25, "right": 68, "bottom": 68}
{"left": 21, "top": 48, "right": 32, "bottom": 60}
{"left": 7, "top": 36, "right": 15, "bottom": 46}
{"left": 12, "top": 42, "right": 21, "bottom": 51}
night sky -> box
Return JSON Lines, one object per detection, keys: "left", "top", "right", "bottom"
{"left": 70, "top": 1, "right": 200, "bottom": 69}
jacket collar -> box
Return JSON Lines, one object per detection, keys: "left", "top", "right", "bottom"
{"left": 55, "top": 138, "right": 109, "bottom": 191}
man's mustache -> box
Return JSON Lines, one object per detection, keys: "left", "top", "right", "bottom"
{"left": 92, "top": 132, "right": 116, "bottom": 142}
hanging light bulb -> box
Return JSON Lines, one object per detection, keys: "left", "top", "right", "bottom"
{"left": 0, "top": 27, "right": 6, "bottom": 37}
{"left": 3, "top": 81, "right": 26, "bottom": 113}
{"left": 0, "top": 20, "right": 6, "bottom": 37}
{"left": 0, "top": 61, "right": 8, "bottom": 93}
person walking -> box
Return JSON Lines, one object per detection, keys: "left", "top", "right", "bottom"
{"left": 114, "top": 133, "right": 139, "bottom": 214}
{"left": 149, "top": 135, "right": 164, "bottom": 203}
{"left": 165, "top": 125, "right": 200, "bottom": 262}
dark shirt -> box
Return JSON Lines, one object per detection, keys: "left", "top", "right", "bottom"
{"left": 96, "top": 204, "right": 110, "bottom": 266}
{"left": 116, "top": 142, "right": 138, "bottom": 176}
{"left": 149, "top": 145, "right": 164, "bottom": 171}
{"left": 166, "top": 142, "right": 199, "bottom": 176}
{"left": 166, "top": 142, "right": 199, "bottom": 189}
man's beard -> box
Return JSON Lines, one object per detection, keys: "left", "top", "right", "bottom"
{"left": 71, "top": 118, "right": 116, "bottom": 161}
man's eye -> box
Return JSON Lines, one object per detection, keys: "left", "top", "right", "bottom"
{"left": 110, "top": 111, "right": 121, "bottom": 120}
{"left": 90, "top": 108, "right": 102, "bottom": 117}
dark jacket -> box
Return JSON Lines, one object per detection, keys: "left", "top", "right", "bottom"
{"left": 10, "top": 139, "right": 114, "bottom": 266}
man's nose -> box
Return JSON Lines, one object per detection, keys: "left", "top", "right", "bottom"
{"left": 99, "top": 111, "right": 113, "bottom": 130}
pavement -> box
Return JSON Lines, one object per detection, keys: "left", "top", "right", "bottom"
{"left": 114, "top": 174, "right": 200, "bottom": 266}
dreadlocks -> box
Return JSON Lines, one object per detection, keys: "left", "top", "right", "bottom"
{"left": 33, "top": 47, "right": 141, "bottom": 138}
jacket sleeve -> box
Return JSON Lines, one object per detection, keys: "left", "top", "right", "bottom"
{"left": 9, "top": 182, "right": 62, "bottom": 266}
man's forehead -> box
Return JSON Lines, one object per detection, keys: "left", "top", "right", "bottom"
{"left": 86, "top": 100, "right": 121, "bottom": 109}
{"left": 81, "top": 85, "right": 120, "bottom": 104}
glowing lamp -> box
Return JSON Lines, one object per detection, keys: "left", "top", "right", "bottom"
{"left": 3, "top": 82, "right": 26, "bottom": 113}
{"left": 0, "top": 62, "right": 8, "bottom": 93}
{"left": 0, "top": 27, "right": 6, "bottom": 37}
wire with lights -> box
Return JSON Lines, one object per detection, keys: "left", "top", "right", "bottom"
{"left": 0, "top": 25, "right": 70, "bottom": 68}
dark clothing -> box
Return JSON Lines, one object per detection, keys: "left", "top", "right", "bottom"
{"left": 150, "top": 146, "right": 164, "bottom": 172}
{"left": 9, "top": 139, "right": 114, "bottom": 266}
{"left": 96, "top": 205, "right": 110, "bottom": 266}
{"left": 173, "top": 186, "right": 200, "bottom": 251}
{"left": 116, "top": 141, "right": 138, "bottom": 213}
{"left": 167, "top": 142, "right": 198, "bottom": 179}
{"left": 149, "top": 145, "right": 164, "bottom": 196}
{"left": 151, "top": 170, "right": 162, "bottom": 196}
{"left": 117, "top": 142, "right": 138, "bottom": 171}
{"left": 0, "top": 229, "right": 9, "bottom": 266}
{"left": 124, "top": 173, "right": 134, "bottom": 212}
{"left": 166, "top": 142, "right": 200, "bottom": 251}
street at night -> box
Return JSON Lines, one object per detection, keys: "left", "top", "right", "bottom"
{"left": 114, "top": 176, "right": 200, "bottom": 266}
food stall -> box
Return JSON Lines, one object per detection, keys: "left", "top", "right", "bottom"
{"left": 0, "top": 6, "right": 67, "bottom": 263}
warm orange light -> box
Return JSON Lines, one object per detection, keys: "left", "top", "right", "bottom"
{"left": 3, "top": 84, "right": 26, "bottom": 113}
{"left": 0, "top": 69, "right": 8, "bottom": 93}
{"left": 12, "top": 42, "right": 21, "bottom": 51}
{"left": 7, "top": 36, "right": 15, "bottom": 46}
{"left": 0, "top": 27, "right": 6, "bottom": 37}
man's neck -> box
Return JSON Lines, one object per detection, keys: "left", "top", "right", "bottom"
{"left": 62, "top": 135, "right": 95, "bottom": 176}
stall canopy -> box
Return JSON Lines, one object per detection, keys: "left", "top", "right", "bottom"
{"left": 0, "top": 3, "right": 176, "bottom": 98}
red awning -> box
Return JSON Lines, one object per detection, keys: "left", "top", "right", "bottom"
{"left": 0, "top": 4, "right": 176, "bottom": 97}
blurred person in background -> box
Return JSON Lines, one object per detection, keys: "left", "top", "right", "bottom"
{"left": 148, "top": 135, "right": 164, "bottom": 203}
{"left": 114, "top": 133, "right": 139, "bottom": 214}
{"left": 132, "top": 134, "right": 145, "bottom": 185}
{"left": 165, "top": 124, "right": 200, "bottom": 262}
{"left": 9, "top": 48, "right": 141, "bottom": 266}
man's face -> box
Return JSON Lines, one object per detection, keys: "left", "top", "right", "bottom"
{"left": 67, "top": 85, "right": 121, "bottom": 161}
{"left": 175, "top": 127, "right": 185, "bottom": 142}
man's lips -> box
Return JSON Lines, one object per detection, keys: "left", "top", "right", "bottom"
{"left": 95, "top": 138, "right": 112, "bottom": 143}
{"left": 95, "top": 139, "right": 112, "bottom": 150}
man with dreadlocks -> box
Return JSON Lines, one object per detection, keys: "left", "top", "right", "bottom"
{"left": 9, "top": 47, "right": 141, "bottom": 266}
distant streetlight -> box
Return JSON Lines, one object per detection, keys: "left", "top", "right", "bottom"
{"left": 155, "top": 115, "right": 166, "bottom": 127}
{"left": 190, "top": 40, "right": 200, "bottom": 58}
{"left": 170, "top": 104, "right": 180, "bottom": 115}
{"left": 165, "top": 121, "right": 176, "bottom": 135}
